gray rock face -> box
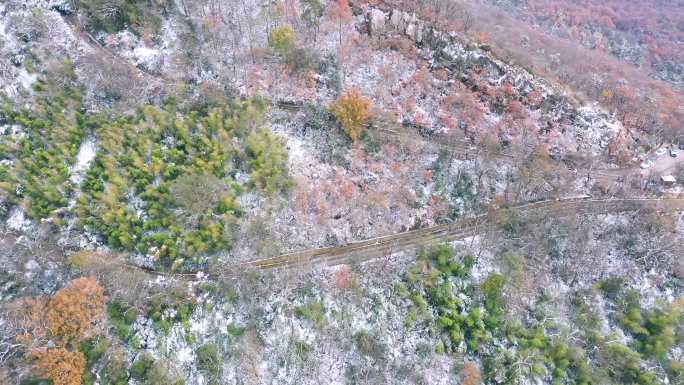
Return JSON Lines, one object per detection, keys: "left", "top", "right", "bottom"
{"left": 407, "top": 22, "right": 424, "bottom": 43}
{"left": 390, "top": 9, "right": 403, "bottom": 29}
{"left": 369, "top": 9, "right": 386, "bottom": 36}
{"left": 384, "top": 10, "right": 424, "bottom": 43}
{"left": 406, "top": 23, "right": 416, "bottom": 41}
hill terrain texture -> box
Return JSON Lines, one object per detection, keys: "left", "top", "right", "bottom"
{"left": 0, "top": 1, "right": 682, "bottom": 385}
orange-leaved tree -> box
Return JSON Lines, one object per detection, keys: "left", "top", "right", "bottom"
{"left": 32, "top": 348, "right": 86, "bottom": 385}
{"left": 47, "top": 277, "right": 106, "bottom": 344}
{"left": 5, "top": 277, "right": 106, "bottom": 385}
{"left": 330, "top": 89, "right": 372, "bottom": 141}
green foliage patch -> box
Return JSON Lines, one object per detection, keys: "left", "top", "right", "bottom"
{"left": 129, "top": 353, "right": 155, "bottom": 380}
{"left": 77, "top": 101, "right": 242, "bottom": 264}
{"left": 108, "top": 300, "right": 138, "bottom": 340}
{"left": 614, "top": 290, "right": 680, "bottom": 361}
{"left": 80, "top": 338, "right": 109, "bottom": 365}
{"left": 130, "top": 353, "right": 184, "bottom": 385}
{"left": 294, "top": 300, "right": 326, "bottom": 328}
{"left": 147, "top": 289, "right": 195, "bottom": 335}
{"left": 3, "top": 83, "right": 290, "bottom": 267}
{"left": 403, "top": 244, "right": 681, "bottom": 385}
{"left": 73, "top": 0, "right": 164, "bottom": 35}
{"left": 0, "top": 84, "right": 87, "bottom": 219}
{"left": 353, "top": 330, "right": 385, "bottom": 360}
{"left": 196, "top": 343, "right": 220, "bottom": 375}
{"left": 269, "top": 25, "right": 296, "bottom": 54}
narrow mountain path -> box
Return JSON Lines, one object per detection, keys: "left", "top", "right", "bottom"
{"left": 121, "top": 197, "right": 684, "bottom": 280}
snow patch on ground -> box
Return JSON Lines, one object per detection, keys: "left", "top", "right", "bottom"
{"left": 574, "top": 103, "right": 621, "bottom": 154}
{"left": 17, "top": 68, "right": 37, "bottom": 90}
{"left": 69, "top": 137, "right": 97, "bottom": 185}
{"left": 7, "top": 207, "right": 31, "bottom": 231}
{"left": 133, "top": 45, "right": 162, "bottom": 70}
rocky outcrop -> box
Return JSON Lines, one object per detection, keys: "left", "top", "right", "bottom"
{"left": 369, "top": 9, "right": 424, "bottom": 43}
{"left": 369, "top": 8, "right": 386, "bottom": 36}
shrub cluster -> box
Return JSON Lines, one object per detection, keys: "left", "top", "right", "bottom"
{"left": 3, "top": 85, "right": 290, "bottom": 267}
{"left": 402, "top": 244, "right": 681, "bottom": 385}
{"left": 329, "top": 89, "right": 371, "bottom": 141}
{"left": 72, "top": 0, "right": 164, "bottom": 35}
{"left": 294, "top": 300, "right": 326, "bottom": 329}
{"left": 108, "top": 300, "right": 138, "bottom": 341}
{"left": 0, "top": 84, "right": 86, "bottom": 219}
{"left": 353, "top": 330, "right": 385, "bottom": 360}
{"left": 71, "top": 99, "right": 289, "bottom": 266}
{"left": 269, "top": 25, "right": 296, "bottom": 54}
{"left": 147, "top": 288, "right": 195, "bottom": 335}
{"left": 615, "top": 290, "right": 679, "bottom": 361}
{"left": 130, "top": 353, "right": 184, "bottom": 385}
{"left": 196, "top": 343, "right": 220, "bottom": 376}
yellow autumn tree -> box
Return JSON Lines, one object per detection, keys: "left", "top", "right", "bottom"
{"left": 269, "top": 25, "right": 295, "bottom": 54}
{"left": 32, "top": 348, "right": 86, "bottom": 385}
{"left": 47, "top": 277, "right": 106, "bottom": 343}
{"left": 330, "top": 89, "right": 372, "bottom": 141}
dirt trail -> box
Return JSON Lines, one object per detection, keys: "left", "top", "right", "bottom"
{"left": 119, "top": 197, "right": 684, "bottom": 280}
{"left": 240, "top": 197, "right": 684, "bottom": 270}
